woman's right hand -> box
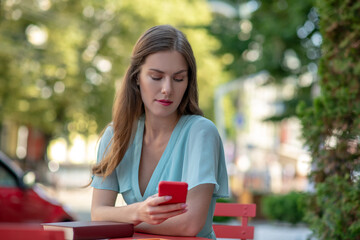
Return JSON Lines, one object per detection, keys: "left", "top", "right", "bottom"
{"left": 133, "top": 194, "right": 187, "bottom": 225}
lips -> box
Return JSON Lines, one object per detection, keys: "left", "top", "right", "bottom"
{"left": 157, "top": 99, "right": 173, "bottom": 106}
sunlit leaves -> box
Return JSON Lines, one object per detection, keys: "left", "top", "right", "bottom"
{"left": 0, "top": 0, "right": 227, "bottom": 138}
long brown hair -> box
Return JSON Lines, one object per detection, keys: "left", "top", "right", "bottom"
{"left": 92, "top": 25, "right": 203, "bottom": 179}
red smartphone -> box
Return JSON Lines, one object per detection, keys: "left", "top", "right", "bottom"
{"left": 158, "top": 181, "right": 188, "bottom": 205}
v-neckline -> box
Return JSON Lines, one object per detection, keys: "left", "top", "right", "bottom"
{"left": 132, "top": 115, "right": 186, "bottom": 201}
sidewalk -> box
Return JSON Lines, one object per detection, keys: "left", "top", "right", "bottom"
{"left": 53, "top": 187, "right": 314, "bottom": 240}
{"left": 252, "top": 221, "right": 313, "bottom": 240}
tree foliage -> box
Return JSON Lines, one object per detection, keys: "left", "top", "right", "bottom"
{"left": 0, "top": 0, "right": 226, "bottom": 142}
{"left": 297, "top": 0, "right": 360, "bottom": 238}
{"left": 208, "top": 0, "right": 319, "bottom": 137}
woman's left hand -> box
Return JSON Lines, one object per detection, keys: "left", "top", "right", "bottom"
{"left": 133, "top": 194, "right": 188, "bottom": 225}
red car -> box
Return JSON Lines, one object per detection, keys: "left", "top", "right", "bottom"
{"left": 0, "top": 151, "right": 75, "bottom": 223}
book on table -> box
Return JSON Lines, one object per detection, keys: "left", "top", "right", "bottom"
{"left": 42, "top": 221, "right": 134, "bottom": 240}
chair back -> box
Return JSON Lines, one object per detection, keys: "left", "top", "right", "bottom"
{"left": 213, "top": 203, "right": 256, "bottom": 240}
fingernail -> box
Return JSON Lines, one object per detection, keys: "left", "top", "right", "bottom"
{"left": 165, "top": 196, "right": 172, "bottom": 200}
{"left": 181, "top": 203, "right": 187, "bottom": 208}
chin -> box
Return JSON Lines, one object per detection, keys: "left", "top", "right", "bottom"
{"left": 147, "top": 110, "right": 178, "bottom": 119}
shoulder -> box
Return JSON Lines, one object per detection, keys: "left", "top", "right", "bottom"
{"left": 182, "top": 115, "right": 220, "bottom": 138}
{"left": 96, "top": 124, "right": 114, "bottom": 161}
{"left": 103, "top": 124, "right": 114, "bottom": 139}
{"left": 183, "top": 115, "right": 218, "bottom": 131}
{"left": 99, "top": 124, "right": 114, "bottom": 147}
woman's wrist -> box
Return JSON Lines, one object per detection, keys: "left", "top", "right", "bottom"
{"left": 129, "top": 202, "right": 142, "bottom": 225}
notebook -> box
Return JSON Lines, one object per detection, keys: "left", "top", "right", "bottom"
{"left": 42, "top": 221, "right": 134, "bottom": 240}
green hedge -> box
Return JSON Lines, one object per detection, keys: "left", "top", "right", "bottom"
{"left": 296, "top": 0, "right": 360, "bottom": 239}
{"left": 304, "top": 175, "right": 360, "bottom": 239}
{"left": 261, "top": 191, "right": 307, "bottom": 224}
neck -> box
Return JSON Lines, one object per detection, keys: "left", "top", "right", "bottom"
{"left": 143, "top": 114, "right": 180, "bottom": 142}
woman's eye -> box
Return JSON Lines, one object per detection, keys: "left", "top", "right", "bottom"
{"left": 174, "top": 76, "right": 184, "bottom": 82}
{"left": 151, "top": 76, "right": 162, "bottom": 80}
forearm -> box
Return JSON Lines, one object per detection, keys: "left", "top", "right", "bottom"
{"left": 135, "top": 213, "right": 200, "bottom": 236}
{"left": 91, "top": 203, "right": 140, "bottom": 225}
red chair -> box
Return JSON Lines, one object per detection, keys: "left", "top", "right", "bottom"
{"left": 213, "top": 203, "right": 256, "bottom": 240}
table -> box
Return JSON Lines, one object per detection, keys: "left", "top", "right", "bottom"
{"left": 0, "top": 223, "right": 209, "bottom": 240}
{"left": 114, "top": 232, "right": 209, "bottom": 240}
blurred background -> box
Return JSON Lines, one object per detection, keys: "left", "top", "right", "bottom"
{"left": 0, "top": 0, "right": 321, "bottom": 239}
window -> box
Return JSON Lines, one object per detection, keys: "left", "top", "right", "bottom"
{"left": 0, "top": 165, "right": 17, "bottom": 187}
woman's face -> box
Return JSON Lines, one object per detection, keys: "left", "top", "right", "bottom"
{"left": 138, "top": 50, "right": 188, "bottom": 120}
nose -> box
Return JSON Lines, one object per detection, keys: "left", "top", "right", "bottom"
{"left": 161, "top": 77, "right": 173, "bottom": 95}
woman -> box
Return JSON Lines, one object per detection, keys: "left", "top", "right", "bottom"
{"left": 91, "top": 25, "right": 228, "bottom": 239}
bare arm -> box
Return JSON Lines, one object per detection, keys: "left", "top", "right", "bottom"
{"left": 91, "top": 188, "right": 187, "bottom": 225}
{"left": 135, "top": 183, "right": 214, "bottom": 236}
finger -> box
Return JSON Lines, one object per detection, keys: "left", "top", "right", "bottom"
{"left": 150, "top": 208, "right": 188, "bottom": 221}
{"left": 148, "top": 202, "right": 187, "bottom": 215}
{"left": 148, "top": 195, "right": 172, "bottom": 206}
{"left": 160, "top": 203, "right": 187, "bottom": 212}
{"left": 147, "top": 218, "right": 167, "bottom": 225}
{"left": 149, "top": 193, "right": 158, "bottom": 198}
{"left": 146, "top": 204, "right": 187, "bottom": 218}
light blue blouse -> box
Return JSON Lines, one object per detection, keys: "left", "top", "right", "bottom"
{"left": 91, "top": 115, "right": 229, "bottom": 239}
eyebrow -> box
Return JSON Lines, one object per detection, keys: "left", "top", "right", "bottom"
{"left": 149, "top": 69, "right": 188, "bottom": 75}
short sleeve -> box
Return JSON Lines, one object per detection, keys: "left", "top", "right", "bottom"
{"left": 91, "top": 126, "right": 120, "bottom": 192}
{"left": 181, "top": 118, "right": 229, "bottom": 198}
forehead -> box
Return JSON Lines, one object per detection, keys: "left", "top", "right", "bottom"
{"left": 142, "top": 51, "right": 188, "bottom": 72}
